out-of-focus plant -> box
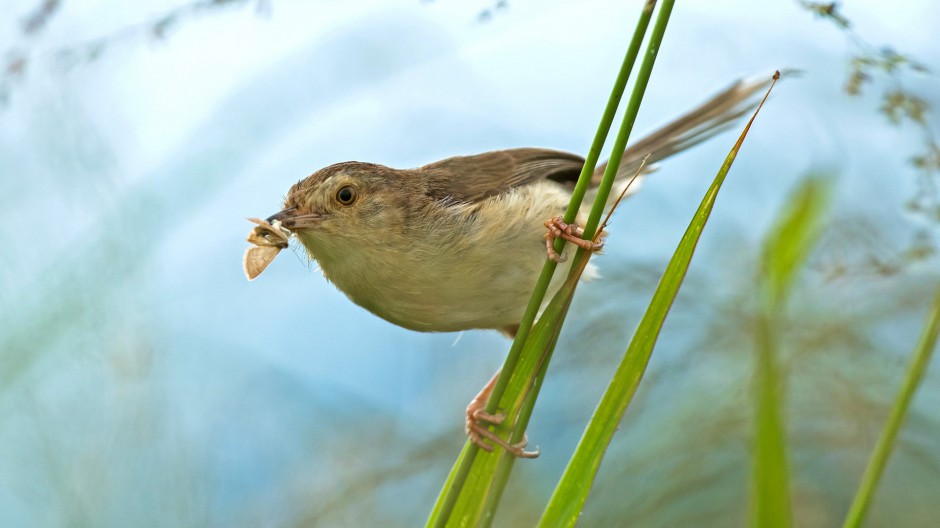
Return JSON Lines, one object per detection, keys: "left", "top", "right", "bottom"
{"left": 751, "top": 176, "right": 832, "bottom": 527}
{"left": 799, "top": 1, "right": 939, "bottom": 229}
{"left": 843, "top": 284, "right": 940, "bottom": 527}
{"left": 1, "top": 0, "right": 268, "bottom": 105}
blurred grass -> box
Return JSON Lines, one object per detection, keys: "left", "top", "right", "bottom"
{"left": 751, "top": 176, "right": 832, "bottom": 527}
{"left": 844, "top": 284, "right": 940, "bottom": 527}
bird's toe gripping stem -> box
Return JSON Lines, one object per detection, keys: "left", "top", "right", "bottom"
{"left": 543, "top": 216, "right": 604, "bottom": 263}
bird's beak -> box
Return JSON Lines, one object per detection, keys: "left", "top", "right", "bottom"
{"left": 266, "top": 207, "right": 296, "bottom": 224}
{"left": 266, "top": 207, "right": 327, "bottom": 230}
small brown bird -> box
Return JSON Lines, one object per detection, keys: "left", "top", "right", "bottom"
{"left": 248, "top": 77, "right": 769, "bottom": 456}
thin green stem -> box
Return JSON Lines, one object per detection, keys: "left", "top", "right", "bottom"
{"left": 477, "top": 317, "right": 564, "bottom": 522}
{"left": 477, "top": 257, "right": 587, "bottom": 522}
{"left": 427, "top": 3, "right": 656, "bottom": 524}
{"left": 843, "top": 284, "right": 940, "bottom": 528}
{"left": 580, "top": 0, "right": 673, "bottom": 242}
{"left": 484, "top": 0, "right": 656, "bottom": 419}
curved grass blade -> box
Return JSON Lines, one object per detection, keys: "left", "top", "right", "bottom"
{"left": 539, "top": 71, "right": 781, "bottom": 527}
{"left": 843, "top": 284, "right": 940, "bottom": 528}
{"left": 759, "top": 176, "right": 832, "bottom": 309}
{"left": 751, "top": 176, "right": 832, "bottom": 528}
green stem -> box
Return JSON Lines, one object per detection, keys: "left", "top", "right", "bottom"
{"left": 538, "top": 0, "right": 680, "bottom": 520}
{"left": 477, "top": 256, "right": 587, "bottom": 522}
{"left": 842, "top": 284, "right": 940, "bottom": 528}
{"left": 484, "top": 0, "right": 657, "bottom": 419}
{"left": 580, "top": 0, "right": 674, "bottom": 242}
{"left": 427, "top": 3, "right": 656, "bottom": 524}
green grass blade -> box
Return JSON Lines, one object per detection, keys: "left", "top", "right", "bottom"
{"left": 750, "top": 337, "right": 791, "bottom": 528}
{"left": 760, "top": 176, "right": 833, "bottom": 309}
{"left": 751, "top": 176, "right": 832, "bottom": 528}
{"left": 426, "top": 2, "right": 657, "bottom": 525}
{"left": 539, "top": 72, "right": 780, "bottom": 528}
{"left": 451, "top": 256, "right": 590, "bottom": 525}
{"left": 843, "top": 284, "right": 940, "bottom": 528}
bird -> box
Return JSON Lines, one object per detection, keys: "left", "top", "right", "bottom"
{"left": 246, "top": 76, "right": 771, "bottom": 456}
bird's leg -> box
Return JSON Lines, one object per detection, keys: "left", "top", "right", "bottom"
{"left": 543, "top": 216, "right": 605, "bottom": 263}
{"left": 465, "top": 370, "right": 539, "bottom": 459}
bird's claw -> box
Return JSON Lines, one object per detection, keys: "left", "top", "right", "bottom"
{"left": 543, "top": 216, "right": 604, "bottom": 263}
{"left": 466, "top": 393, "right": 539, "bottom": 459}
{"left": 465, "top": 409, "right": 539, "bottom": 459}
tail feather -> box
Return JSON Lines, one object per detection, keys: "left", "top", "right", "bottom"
{"left": 594, "top": 75, "right": 777, "bottom": 183}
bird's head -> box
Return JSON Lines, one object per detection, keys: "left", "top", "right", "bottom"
{"left": 267, "top": 162, "right": 410, "bottom": 253}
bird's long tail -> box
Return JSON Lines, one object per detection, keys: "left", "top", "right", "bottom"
{"left": 594, "top": 75, "right": 777, "bottom": 185}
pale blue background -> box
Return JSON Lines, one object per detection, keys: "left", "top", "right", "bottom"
{"left": 1, "top": 1, "right": 938, "bottom": 526}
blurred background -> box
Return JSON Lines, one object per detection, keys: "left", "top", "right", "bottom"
{"left": 1, "top": 0, "right": 938, "bottom": 526}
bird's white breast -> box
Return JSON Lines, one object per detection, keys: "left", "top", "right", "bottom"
{"left": 300, "top": 181, "right": 583, "bottom": 332}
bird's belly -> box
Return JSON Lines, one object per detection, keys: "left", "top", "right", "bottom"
{"left": 308, "top": 182, "right": 579, "bottom": 332}
{"left": 329, "top": 238, "right": 553, "bottom": 332}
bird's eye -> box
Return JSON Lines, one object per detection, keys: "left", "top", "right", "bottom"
{"left": 336, "top": 185, "right": 357, "bottom": 205}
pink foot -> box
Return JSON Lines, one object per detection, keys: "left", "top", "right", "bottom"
{"left": 543, "top": 216, "right": 604, "bottom": 263}
{"left": 465, "top": 371, "right": 539, "bottom": 458}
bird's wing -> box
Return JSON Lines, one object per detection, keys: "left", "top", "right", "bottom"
{"left": 419, "top": 148, "right": 585, "bottom": 203}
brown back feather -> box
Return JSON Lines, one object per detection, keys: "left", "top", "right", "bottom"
{"left": 419, "top": 148, "right": 585, "bottom": 203}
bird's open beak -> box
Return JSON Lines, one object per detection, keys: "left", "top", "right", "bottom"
{"left": 266, "top": 207, "right": 328, "bottom": 230}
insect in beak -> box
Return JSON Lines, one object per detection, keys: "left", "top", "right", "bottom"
{"left": 243, "top": 217, "right": 291, "bottom": 280}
